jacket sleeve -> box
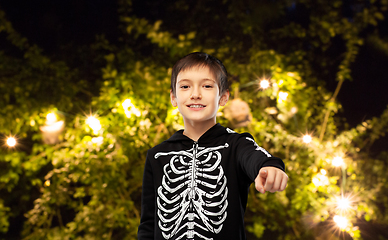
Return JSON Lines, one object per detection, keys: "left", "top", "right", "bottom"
{"left": 137, "top": 152, "right": 155, "bottom": 239}
{"left": 236, "top": 133, "right": 285, "bottom": 182}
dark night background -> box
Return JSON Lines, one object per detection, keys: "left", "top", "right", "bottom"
{"left": 1, "top": 0, "right": 387, "bottom": 127}
{"left": 1, "top": 0, "right": 388, "bottom": 239}
{"left": 2, "top": 0, "right": 387, "bottom": 159}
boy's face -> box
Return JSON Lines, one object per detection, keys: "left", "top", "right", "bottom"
{"left": 170, "top": 66, "right": 229, "bottom": 127}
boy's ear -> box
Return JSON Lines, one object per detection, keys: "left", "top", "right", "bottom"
{"left": 219, "top": 90, "right": 229, "bottom": 106}
{"left": 170, "top": 90, "right": 178, "bottom": 107}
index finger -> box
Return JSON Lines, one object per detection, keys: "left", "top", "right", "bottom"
{"left": 264, "top": 169, "right": 276, "bottom": 192}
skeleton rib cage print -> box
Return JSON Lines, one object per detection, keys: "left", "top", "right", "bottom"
{"left": 155, "top": 142, "right": 229, "bottom": 240}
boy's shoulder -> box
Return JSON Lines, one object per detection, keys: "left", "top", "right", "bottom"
{"left": 148, "top": 129, "right": 186, "bottom": 152}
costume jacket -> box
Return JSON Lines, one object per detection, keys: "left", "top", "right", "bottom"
{"left": 137, "top": 123, "right": 285, "bottom": 240}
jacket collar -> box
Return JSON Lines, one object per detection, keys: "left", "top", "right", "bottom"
{"left": 166, "top": 123, "right": 228, "bottom": 145}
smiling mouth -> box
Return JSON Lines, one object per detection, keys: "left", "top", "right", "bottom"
{"left": 188, "top": 104, "right": 206, "bottom": 108}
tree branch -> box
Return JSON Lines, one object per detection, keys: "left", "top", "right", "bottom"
{"left": 319, "top": 79, "right": 344, "bottom": 141}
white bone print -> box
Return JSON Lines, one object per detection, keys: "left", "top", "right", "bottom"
{"left": 155, "top": 143, "right": 229, "bottom": 240}
{"left": 245, "top": 137, "right": 272, "bottom": 157}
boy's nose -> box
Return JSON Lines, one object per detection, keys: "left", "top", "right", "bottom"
{"left": 190, "top": 88, "right": 202, "bottom": 99}
{"left": 190, "top": 93, "right": 201, "bottom": 99}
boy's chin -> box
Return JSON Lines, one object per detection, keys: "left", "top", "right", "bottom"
{"left": 183, "top": 117, "right": 217, "bottom": 125}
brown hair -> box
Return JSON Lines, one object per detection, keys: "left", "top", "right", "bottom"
{"left": 171, "top": 52, "right": 229, "bottom": 95}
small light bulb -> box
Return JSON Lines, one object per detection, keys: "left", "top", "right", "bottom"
{"left": 302, "top": 135, "right": 312, "bottom": 144}
{"left": 336, "top": 196, "right": 351, "bottom": 211}
{"left": 86, "top": 116, "right": 102, "bottom": 133}
{"left": 259, "top": 79, "right": 270, "bottom": 89}
{"left": 332, "top": 157, "right": 344, "bottom": 167}
{"left": 333, "top": 215, "right": 348, "bottom": 230}
{"left": 44, "top": 180, "right": 51, "bottom": 187}
{"left": 46, "top": 112, "right": 57, "bottom": 124}
{"left": 6, "top": 137, "right": 17, "bottom": 147}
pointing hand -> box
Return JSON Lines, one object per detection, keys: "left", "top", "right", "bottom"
{"left": 255, "top": 167, "right": 288, "bottom": 194}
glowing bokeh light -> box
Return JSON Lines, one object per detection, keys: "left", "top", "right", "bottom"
{"left": 6, "top": 137, "right": 17, "bottom": 147}
{"left": 312, "top": 173, "right": 329, "bottom": 187}
{"left": 312, "top": 177, "right": 320, "bottom": 186}
{"left": 333, "top": 215, "right": 349, "bottom": 230}
{"left": 132, "top": 108, "right": 141, "bottom": 117}
{"left": 302, "top": 134, "right": 312, "bottom": 144}
{"left": 44, "top": 180, "right": 51, "bottom": 187}
{"left": 336, "top": 196, "right": 351, "bottom": 211}
{"left": 291, "top": 107, "right": 298, "bottom": 114}
{"left": 91, "top": 136, "right": 104, "bottom": 145}
{"left": 46, "top": 112, "right": 57, "bottom": 124}
{"left": 332, "top": 156, "right": 344, "bottom": 167}
{"left": 259, "top": 79, "right": 270, "bottom": 89}
{"left": 122, "top": 98, "right": 141, "bottom": 118}
{"left": 278, "top": 91, "right": 288, "bottom": 101}
{"left": 122, "top": 99, "right": 132, "bottom": 109}
{"left": 40, "top": 121, "right": 64, "bottom": 133}
{"left": 287, "top": 72, "right": 295, "bottom": 77}
{"left": 86, "top": 116, "right": 102, "bottom": 134}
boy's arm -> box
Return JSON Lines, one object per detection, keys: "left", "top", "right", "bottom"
{"left": 236, "top": 133, "right": 288, "bottom": 193}
{"left": 137, "top": 153, "right": 155, "bottom": 239}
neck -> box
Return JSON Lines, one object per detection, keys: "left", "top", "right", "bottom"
{"left": 183, "top": 120, "right": 216, "bottom": 142}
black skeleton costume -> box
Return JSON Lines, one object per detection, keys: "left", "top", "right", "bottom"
{"left": 138, "top": 123, "right": 285, "bottom": 240}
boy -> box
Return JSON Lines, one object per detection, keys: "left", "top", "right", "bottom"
{"left": 138, "top": 52, "right": 288, "bottom": 240}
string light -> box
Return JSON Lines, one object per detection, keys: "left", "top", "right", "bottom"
{"left": 333, "top": 215, "right": 349, "bottom": 230}
{"left": 6, "top": 137, "right": 17, "bottom": 147}
{"left": 40, "top": 121, "right": 64, "bottom": 133}
{"left": 46, "top": 112, "right": 57, "bottom": 125}
{"left": 259, "top": 79, "right": 270, "bottom": 89}
{"left": 40, "top": 111, "right": 65, "bottom": 144}
{"left": 302, "top": 134, "right": 312, "bottom": 144}
{"left": 86, "top": 116, "right": 102, "bottom": 134}
{"left": 336, "top": 196, "right": 351, "bottom": 212}
{"left": 331, "top": 193, "right": 358, "bottom": 213}
{"left": 332, "top": 156, "right": 344, "bottom": 167}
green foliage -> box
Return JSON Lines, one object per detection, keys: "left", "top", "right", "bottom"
{"left": 1, "top": 1, "right": 388, "bottom": 239}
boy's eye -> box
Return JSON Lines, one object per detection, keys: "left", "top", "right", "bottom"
{"left": 180, "top": 85, "right": 189, "bottom": 89}
{"left": 204, "top": 85, "right": 213, "bottom": 88}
